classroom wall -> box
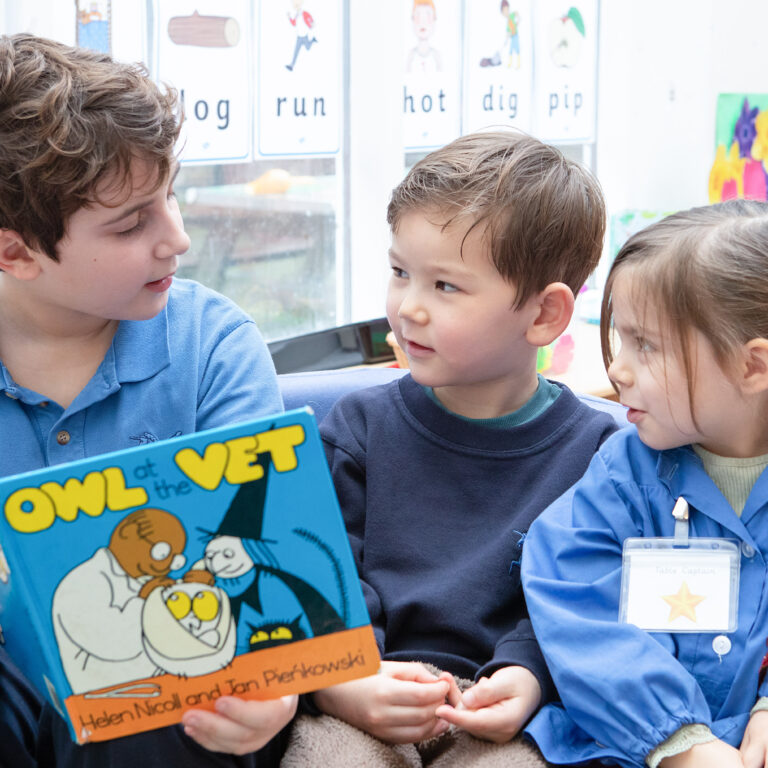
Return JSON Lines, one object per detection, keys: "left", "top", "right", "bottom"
{"left": 597, "top": 0, "right": 768, "bottom": 215}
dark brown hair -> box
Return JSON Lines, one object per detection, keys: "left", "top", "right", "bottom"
{"left": 387, "top": 130, "right": 606, "bottom": 307}
{"left": 0, "top": 33, "right": 181, "bottom": 260}
{"left": 600, "top": 199, "right": 768, "bottom": 407}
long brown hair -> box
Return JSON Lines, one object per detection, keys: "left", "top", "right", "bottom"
{"left": 601, "top": 199, "right": 768, "bottom": 410}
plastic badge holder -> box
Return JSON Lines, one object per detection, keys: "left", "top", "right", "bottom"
{"left": 619, "top": 537, "right": 740, "bottom": 633}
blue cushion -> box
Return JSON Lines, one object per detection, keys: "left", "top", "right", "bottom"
{"left": 278, "top": 368, "right": 628, "bottom": 427}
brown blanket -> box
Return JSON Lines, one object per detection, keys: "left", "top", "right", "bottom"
{"left": 280, "top": 711, "right": 549, "bottom": 767}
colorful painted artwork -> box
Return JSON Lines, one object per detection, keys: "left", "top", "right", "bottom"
{"left": 709, "top": 94, "right": 768, "bottom": 203}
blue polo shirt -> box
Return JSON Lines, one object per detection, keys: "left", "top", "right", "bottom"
{"left": 0, "top": 278, "right": 283, "bottom": 478}
{"left": 0, "top": 278, "right": 287, "bottom": 767}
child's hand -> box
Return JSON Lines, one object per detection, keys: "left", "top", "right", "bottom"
{"left": 181, "top": 695, "right": 297, "bottom": 755}
{"left": 312, "top": 660, "right": 452, "bottom": 744}
{"left": 659, "top": 739, "right": 744, "bottom": 768}
{"left": 434, "top": 665, "right": 541, "bottom": 743}
{"left": 741, "top": 710, "right": 768, "bottom": 768}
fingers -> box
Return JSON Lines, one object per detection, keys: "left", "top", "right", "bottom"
{"left": 440, "top": 672, "right": 462, "bottom": 708}
{"left": 369, "top": 711, "right": 450, "bottom": 744}
{"left": 741, "top": 738, "right": 768, "bottom": 768}
{"left": 434, "top": 700, "right": 521, "bottom": 743}
{"left": 182, "top": 695, "right": 297, "bottom": 755}
{"left": 461, "top": 676, "right": 498, "bottom": 710}
{"left": 460, "top": 666, "right": 541, "bottom": 718}
{"left": 314, "top": 668, "right": 453, "bottom": 744}
{"left": 380, "top": 660, "right": 442, "bottom": 684}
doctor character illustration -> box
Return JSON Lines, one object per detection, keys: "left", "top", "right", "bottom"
{"left": 52, "top": 508, "right": 187, "bottom": 694}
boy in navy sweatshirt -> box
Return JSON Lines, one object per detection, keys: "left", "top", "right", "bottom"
{"left": 282, "top": 131, "right": 621, "bottom": 767}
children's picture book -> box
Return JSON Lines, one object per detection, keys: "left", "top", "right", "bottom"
{"left": 0, "top": 408, "right": 378, "bottom": 744}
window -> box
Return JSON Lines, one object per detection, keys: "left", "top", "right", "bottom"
{"left": 1, "top": 0, "right": 599, "bottom": 344}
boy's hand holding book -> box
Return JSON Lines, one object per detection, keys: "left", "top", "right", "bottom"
{"left": 182, "top": 695, "right": 298, "bottom": 755}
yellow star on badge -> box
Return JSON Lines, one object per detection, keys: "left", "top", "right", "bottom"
{"left": 662, "top": 581, "right": 705, "bottom": 623}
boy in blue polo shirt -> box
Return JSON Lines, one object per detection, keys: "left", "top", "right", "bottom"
{"left": 0, "top": 33, "right": 294, "bottom": 767}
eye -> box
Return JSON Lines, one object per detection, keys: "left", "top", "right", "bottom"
{"left": 150, "top": 541, "right": 171, "bottom": 561}
{"left": 250, "top": 630, "right": 269, "bottom": 644}
{"left": 635, "top": 336, "right": 656, "bottom": 354}
{"left": 193, "top": 591, "right": 219, "bottom": 622}
{"left": 391, "top": 266, "right": 408, "bottom": 279}
{"left": 270, "top": 626, "right": 293, "bottom": 640}
{"left": 435, "top": 280, "right": 459, "bottom": 293}
{"left": 115, "top": 217, "right": 146, "bottom": 238}
{"left": 166, "top": 590, "right": 192, "bottom": 620}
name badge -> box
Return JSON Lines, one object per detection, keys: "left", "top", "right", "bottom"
{"left": 619, "top": 537, "right": 740, "bottom": 633}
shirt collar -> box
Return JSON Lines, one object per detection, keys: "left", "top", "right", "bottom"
{"left": 112, "top": 305, "right": 171, "bottom": 384}
{"left": 656, "top": 446, "right": 757, "bottom": 544}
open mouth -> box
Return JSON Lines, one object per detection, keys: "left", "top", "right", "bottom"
{"left": 145, "top": 274, "right": 174, "bottom": 293}
{"left": 405, "top": 339, "right": 433, "bottom": 355}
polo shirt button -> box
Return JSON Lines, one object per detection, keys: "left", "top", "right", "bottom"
{"left": 712, "top": 635, "right": 732, "bottom": 656}
{"left": 56, "top": 430, "right": 71, "bottom": 445}
{"left": 742, "top": 542, "right": 756, "bottom": 558}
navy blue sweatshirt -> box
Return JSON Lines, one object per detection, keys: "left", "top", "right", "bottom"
{"left": 320, "top": 374, "right": 618, "bottom": 704}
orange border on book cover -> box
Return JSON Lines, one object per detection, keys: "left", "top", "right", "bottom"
{"left": 65, "top": 625, "right": 379, "bottom": 744}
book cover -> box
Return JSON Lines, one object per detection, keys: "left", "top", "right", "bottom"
{"left": 0, "top": 408, "right": 379, "bottom": 744}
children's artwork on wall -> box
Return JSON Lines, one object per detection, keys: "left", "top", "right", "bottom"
{"left": 532, "top": 1, "right": 597, "bottom": 142}
{"left": 152, "top": 0, "right": 253, "bottom": 165}
{"left": 709, "top": 94, "right": 768, "bottom": 203}
{"left": 257, "top": 0, "right": 342, "bottom": 157}
{"left": 76, "top": 0, "right": 111, "bottom": 55}
{"left": 463, "top": 0, "right": 534, "bottom": 135}
{"left": 402, "top": 0, "right": 462, "bottom": 152}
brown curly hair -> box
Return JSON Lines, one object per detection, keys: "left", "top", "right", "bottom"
{"left": 0, "top": 33, "right": 181, "bottom": 260}
{"left": 387, "top": 130, "right": 606, "bottom": 308}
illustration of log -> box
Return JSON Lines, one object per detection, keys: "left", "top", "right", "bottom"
{"left": 167, "top": 12, "right": 240, "bottom": 48}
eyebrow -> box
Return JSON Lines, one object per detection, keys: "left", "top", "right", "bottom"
{"left": 101, "top": 163, "right": 181, "bottom": 227}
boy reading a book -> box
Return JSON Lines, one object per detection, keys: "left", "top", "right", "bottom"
{"left": 282, "top": 131, "right": 621, "bottom": 766}
{"left": 0, "top": 33, "right": 294, "bottom": 767}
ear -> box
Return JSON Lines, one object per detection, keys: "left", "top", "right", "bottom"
{"left": 738, "top": 338, "right": 768, "bottom": 395}
{"left": 525, "top": 282, "right": 575, "bottom": 347}
{"left": 0, "top": 230, "right": 43, "bottom": 280}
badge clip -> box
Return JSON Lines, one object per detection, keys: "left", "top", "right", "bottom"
{"left": 672, "top": 497, "right": 689, "bottom": 547}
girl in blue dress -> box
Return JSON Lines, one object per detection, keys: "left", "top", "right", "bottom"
{"left": 522, "top": 199, "right": 768, "bottom": 768}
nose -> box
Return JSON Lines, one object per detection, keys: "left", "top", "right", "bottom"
{"left": 607, "top": 348, "right": 632, "bottom": 391}
{"left": 397, "top": 287, "right": 428, "bottom": 325}
{"left": 156, "top": 203, "right": 191, "bottom": 261}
